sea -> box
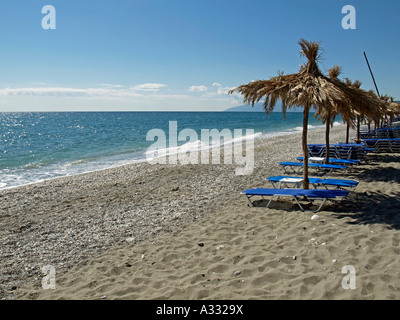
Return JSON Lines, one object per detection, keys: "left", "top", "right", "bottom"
{"left": 0, "top": 112, "right": 342, "bottom": 190}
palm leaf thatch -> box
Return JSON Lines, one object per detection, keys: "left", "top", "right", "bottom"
{"left": 230, "top": 39, "right": 384, "bottom": 189}
{"left": 362, "top": 92, "right": 398, "bottom": 129}
{"left": 315, "top": 65, "right": 344, "bottom": 163}
{"left": 316, "top": 66, "right": 384, "bottom": 156}
{"left": 343, "top": 78, "right": 363, "bottom": 141}
{"left": 387, "top": 101, "right": 400, "bottom": 117}
{"left": 379, "top": 95, "right": 400, "bottom": 120}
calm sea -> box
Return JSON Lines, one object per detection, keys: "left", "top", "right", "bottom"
{"left": 0, "top": 112, "right": 341, "bottom": 190}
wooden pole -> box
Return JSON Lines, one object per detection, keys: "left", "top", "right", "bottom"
{"left": 325, "top": 118, "right": 331, "bottom": 164}
{"left": 302, "top": 106, "right": 310, "bottom": 189}
{"left": 363, "top": 52, "right": 380, "bottom": 98}
{"left": 364, "top": 51, "right": 382, "bottom": 131}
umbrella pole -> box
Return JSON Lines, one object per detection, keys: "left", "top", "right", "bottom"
{"left": 302, "top": 106, "right": 310, "bottom": 189}
{"left": 363, "top": 52, "right": 380, "bottom": 97}
{"left": 346, "top": 122, "right": 350, "bottom": 144}
{"left": 325, "top": 118, "right": 330, "bottom": 164}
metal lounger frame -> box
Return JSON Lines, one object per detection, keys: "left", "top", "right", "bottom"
{"left": 242, "top": 192, "right": 346, "bottom": 213}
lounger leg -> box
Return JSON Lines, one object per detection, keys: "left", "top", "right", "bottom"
{"left": 314, "top": 198, "right": 327, "bottom": 213}
{"left": 266, "top": 196, "right": 275, "bottom": 209}
{"left": 293, "top": 196, "right": 306, "bottom": 212}
{"left": 245, "top": 195, "right": 255, "bottom": 207}
{"left": 294, "top": 196, "right": 327, "bottom": 213}
{"left": 282, "top": 166, "right": 291, "bottom": 174}
{"left": 297, "top": 167, "right": 303, "bottom": 174}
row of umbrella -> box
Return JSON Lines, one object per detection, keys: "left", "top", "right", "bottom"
{"left": 229, "top": 39, "right": 400, "bottom": 189}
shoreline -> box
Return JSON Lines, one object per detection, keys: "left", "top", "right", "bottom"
{"left": 0, "top": 119, "right": 340, "bottom": 192}
{"left": 2, "top": 124, "right": 400, "bottom": 300}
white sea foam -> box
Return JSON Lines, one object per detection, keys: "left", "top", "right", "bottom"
{"left": 144, "top": 131, "right": 262, "bottom": 160}
{"left": 0, "top": 122, "right": 341, "bottom": 191}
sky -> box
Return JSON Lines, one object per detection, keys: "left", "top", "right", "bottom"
{"left": 0, "top": 0, "right": 399, "bottom": 112}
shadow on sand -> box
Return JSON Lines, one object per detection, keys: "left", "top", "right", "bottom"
{"left": 250, "top": 152, "right": 400, "bottom": 228}
{"left": 331, "top": 190, "right": 400, "bottom": 230}
{"left": 328, "top": 152, "right": 400, "bottom": 229}
{"left": 250, "top": 190, "right": 400, "bottom": 230}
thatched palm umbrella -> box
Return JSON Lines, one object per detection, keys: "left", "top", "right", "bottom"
{"left": 314, "top": 65, "right": 350, "bottom": 163}
{"left": 387, "top": 101, "right": 400, "bottom": 119}
{"left": 230, "top": 39, "right": 381, "bottom": 189}
{"left": 379, "top": 95, "right": 400, "bottom": 126}
{"left": 315, "top": 66, "right": 381, "bottom": 162}
{"left": 361, "top": 91, "right": 395, "bottom": 132}
{"left": 343, "top": 78, "right": 362, "bottom": 143}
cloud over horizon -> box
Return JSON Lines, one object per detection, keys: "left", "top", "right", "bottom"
{"left": 0, "top": 81, "right": 241, "bottom": 111}
{"left": 188, "top": 85, "right": 208, "bottom": 92}
{"left": 130, "top": 83, "right": 167, "bottom": 92}
{"left": 0, "top": 83, "right": 169, "bottom": 97}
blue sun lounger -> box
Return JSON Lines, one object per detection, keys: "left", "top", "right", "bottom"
{"left": 242, "top": 188, "right": 349, "bottom": 212}
{"left": 266, "top": 176, "right": 323, "bottom": 188}
{"left": 361, "top": 138, "right": 400, "bottom": 153}
{"left": 279, "top": 161, "right": 348, "bottom": 174}
{"left": 308, "top": 143, "right": 372, "bottom": 160}
{"left": 266, "top": 176, "right": 359, "bottom": 190}
{"left": 296, "top": 157, "right": 360, "bottom": 166}
{"left": 321, "top": 178, "right": 359, "bottom": 190}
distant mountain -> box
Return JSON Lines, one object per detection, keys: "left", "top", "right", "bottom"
{"left": 224, "top": 103, "right": 265, "bottom": 112}
{"left": 224, "top": 101, "right": 303, "bottom": 112}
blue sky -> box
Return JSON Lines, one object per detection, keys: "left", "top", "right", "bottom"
{"left": 0, "top": 0, "right": 399, "bottom": 111}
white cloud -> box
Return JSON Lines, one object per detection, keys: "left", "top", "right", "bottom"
{"left": 130, "top": 83, "right": 166, "bottom": 92}
{"left": 101, "top": 83, "right": 124, "bottom": 88}
{"left": 188, "top": 85, "right": 208, "bottom": 92}
{"left": 0, "top": 87, "right": 143, "bottom": 98}
{"left": 200, "top": 82, "right": 236, "bottom": 97}
{"left": 0, "top": 82, "right": 242, "bottom": 111}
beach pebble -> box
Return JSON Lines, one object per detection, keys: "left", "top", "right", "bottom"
{"left": 293, "top": 255, "right": 297, "bottom": 260}
{"left": 125, "top": 237, "right": 135, "bottom": 244}
{"left": 234, "top": 270, "right": 242, "bottom": 276}
{"left": 216, "top": 245, "right": 225, "bottom": 250}
{"left": 311, "top": 214, "right": 319, "bottom": 220}
{"left": 0, "top": 124, "right": 358, "bottom": 301}
{"left": 198, "top": 242, "right": 204, "bottom": 247}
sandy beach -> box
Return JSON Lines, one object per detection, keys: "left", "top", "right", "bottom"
{"left": 2, "top": 124, "right": 400, "bottom": 300}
